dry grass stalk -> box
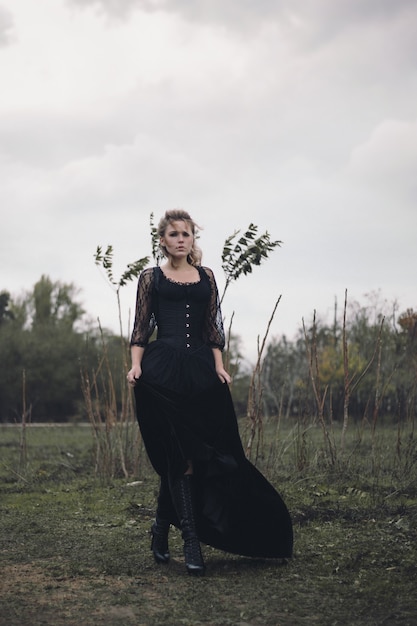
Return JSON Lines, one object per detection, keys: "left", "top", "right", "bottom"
{"left": 81, "top": 324, "right": 141, "bottom": 480}
{"left": 341, "top": 289, "right": 383, "bottom": 451}
{"left": 19, "top": 369, "right": 31, "bottom": 473}
{"left": 245, "top": 296, "right": 281, "bottom": 461}
{"left": 302, "top": 312, "right": 336, "bottom": 466}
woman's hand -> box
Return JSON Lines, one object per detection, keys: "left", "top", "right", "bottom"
{"left": 216, "top": 366, "right": 232, "bottom": 385}
{"left": 128, "top": 346, "right": 144, "bottom": 386}
{"left": 212, "top": 347, "right": 231, "bottom": 384}
{"left": 127, "top": 364, "right": 142, "bottom": 386}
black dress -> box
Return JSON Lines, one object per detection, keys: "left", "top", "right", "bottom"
{"left": 131, "top": 265, "right": 293, "bottom": 558}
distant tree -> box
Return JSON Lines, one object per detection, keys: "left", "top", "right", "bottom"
{"left": 398, "top": 308, "right": 417, "bottom": 340}
{"left": 0, "top": 291, "right": 14, "bottom": 324}
{"left": 0, "top": 277, "right": 93, "bottom": 422}
{"left": 29, "top": 275, "right": 84, "bottom": 329}
{"left": 262, "top": 333, "right": 308, "bottom": 419}
{"left": 394, "top": 308, "right": 417, "bottom": 421}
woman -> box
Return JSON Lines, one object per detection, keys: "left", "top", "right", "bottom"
{"left": 127, "top": 209, "right": 293, "bottom": 576}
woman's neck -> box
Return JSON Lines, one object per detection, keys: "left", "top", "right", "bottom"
{"left": 165, "top": 259, "right": 192, "bottom": 271}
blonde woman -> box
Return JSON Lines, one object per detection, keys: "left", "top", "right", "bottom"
{"left": 127, "top": 209, "right": 292, "bottom": 575}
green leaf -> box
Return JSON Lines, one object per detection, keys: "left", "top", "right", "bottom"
{"left": 220, "top": 223, "right": 282, "bottom": 302}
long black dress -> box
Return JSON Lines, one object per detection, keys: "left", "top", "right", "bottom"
{"left": 131, "top": 265, "right": 293, "bottom": 558}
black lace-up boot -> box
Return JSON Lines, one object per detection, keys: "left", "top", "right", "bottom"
{"left": 151, "top": 518, "right": 170, "bottom": 563}
{"left": 171, "top": 475, "right": 205, "bottom": 576}
{"left": 150, "top": 477, "right": 171, "bottom": 564}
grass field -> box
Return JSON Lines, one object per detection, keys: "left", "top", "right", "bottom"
{"left": 1, "top": 420, "right": 416, "bottom": 625}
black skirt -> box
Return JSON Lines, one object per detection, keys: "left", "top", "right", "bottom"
{"left": 134, "top": 340, "right": 293, "bottom": 559}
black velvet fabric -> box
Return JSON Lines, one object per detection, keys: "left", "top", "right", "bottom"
{"left": 132, "top": 267, "right": 293, "bottom": 559}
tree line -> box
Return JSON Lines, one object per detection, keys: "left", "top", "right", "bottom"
{"left": 262, "top": 293, "right": 417, "bottom": 425}
{"left": 1, "top": 276, "right": 415, "bottom": 425}
{"left": 1, "top": 217, "right": 415, "bottom": 426}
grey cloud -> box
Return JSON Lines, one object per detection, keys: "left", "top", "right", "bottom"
{"left": 166, "top": 0, "right": 417, "bottom": 32}
{"left": 65, "top": 0, "right": 156, "bottom": 19}
{"left": 66, "top": 0, "right": 417, "bottom": 41}
{"left": 344, "top": 119, "right": 417, "bottom": 202}
{"left": 66, "top": 0, "right": 282, "bottom": 20}
{"left": 0, "top": 112, "right": 134, "bottom": 168}
{"left": 0, "top": 6, "right": 14, "bottom": 46}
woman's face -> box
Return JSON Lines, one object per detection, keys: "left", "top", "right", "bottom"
{"left": 160, "top": 220, "right": 194, "bottom": 259}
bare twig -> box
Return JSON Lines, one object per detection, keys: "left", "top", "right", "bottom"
{"left": 245, "top": 295, "right": 281, "bottom": 461}
{"left": 341, "top": 289, "right": 384, "bottom": 451}
{"left": 19, "top": 369, "right": 31, "bottom": 473}
{"left": 302, "top": 313, "right": 336, "bottom": 465}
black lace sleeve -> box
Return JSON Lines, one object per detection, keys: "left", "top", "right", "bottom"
{"left": 201, "top": 266, "right": 225, "bottom": 351}
{"left": 130, "top": 268, "right": 156, "bottom": 347}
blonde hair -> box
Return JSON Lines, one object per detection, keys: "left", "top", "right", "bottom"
{"left": 158, "top": 209, "right": 202, "bottom": 266}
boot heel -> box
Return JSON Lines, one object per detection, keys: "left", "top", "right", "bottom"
{"left": 184, "top": 536, "right": 205, "bottom": 576}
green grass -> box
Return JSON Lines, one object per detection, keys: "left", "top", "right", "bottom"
{"left": 1, "top": 421, "right": 416, "bottom": 625}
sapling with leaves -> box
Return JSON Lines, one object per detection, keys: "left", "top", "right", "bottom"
{"left": 220, "top": 223, "right": 282, "bottom": 304}
{"left": 94, "top": 244, "right": 149, "bottom": 338}
{"left": 149, "top": 212, "right": 165, "bottom": 266}
{"left": 219, "top": 223, "right": 282, "bottom": 459}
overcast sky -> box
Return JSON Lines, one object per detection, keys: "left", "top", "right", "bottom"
{"left": 1, "top": 0, "right": 416, "bottom": 361}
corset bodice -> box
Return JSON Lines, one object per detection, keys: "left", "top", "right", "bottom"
{"left": 155, "top": 269, "right": 211, "bottom": 351}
